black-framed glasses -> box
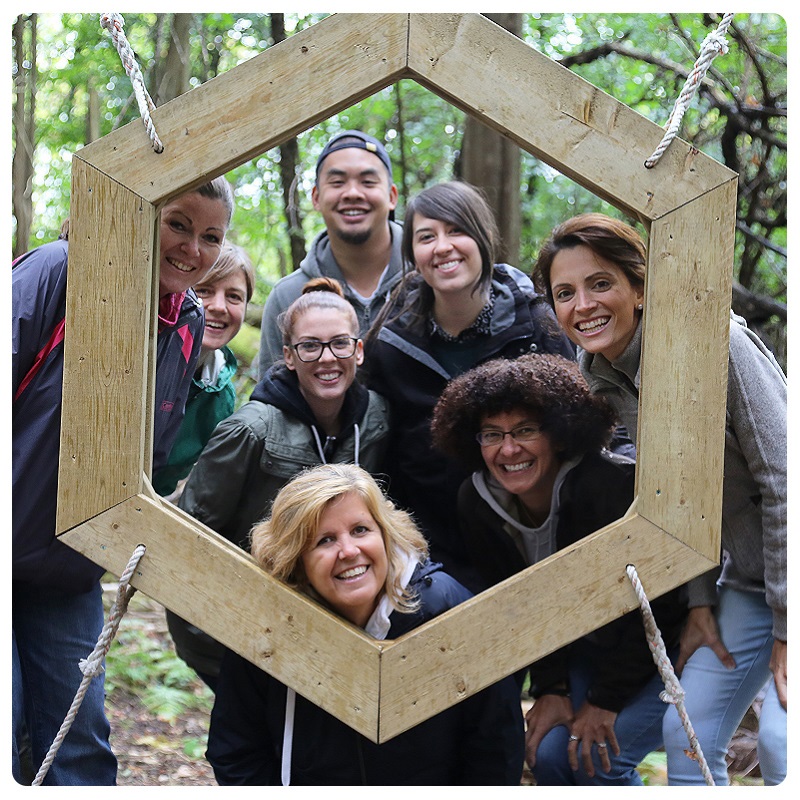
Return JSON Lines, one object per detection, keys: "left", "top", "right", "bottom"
{"left": 475, "top": 424, "right": 544, "bottom": 447}
{"left": 290, "top": 337, "right": 360, "bottom": 362}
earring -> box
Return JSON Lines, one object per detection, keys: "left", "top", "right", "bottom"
{"left": 637, "top": 303, "right": 643, "bottom": 311}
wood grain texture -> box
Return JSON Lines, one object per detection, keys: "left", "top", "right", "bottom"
{"left": 378, "top": 512, "right": 716, "bottom": 738}
{"left": 74, "top": 14, "right": 410, "bottom": 205}
{"left": 59, "top": 495, "right": 383, "bottom": 740}
{"left": 407, "top": 13, "right": 736, "bottom": 221}
{"left": 637, "top": 180, "right": 737, "bottom": 557}
{"left": 57, "top": 159, "right": 156, "bottom": 533}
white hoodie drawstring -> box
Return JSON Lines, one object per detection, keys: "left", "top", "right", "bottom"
{"left": 282, "top": 422, "right": 363, "bottom": 785}
{"left": 311, "top": 425, "right": 327, "bottom": 464}
{"left": 281, "top": 688, "right": 296, "bottom": 786}
{"left": 311, "top": 423, "right": 361, "bottom": 466}
{"left": 353, "top": 423, "right": 360, "bottom": 467}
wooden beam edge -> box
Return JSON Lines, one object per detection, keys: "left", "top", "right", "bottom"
{"left": 59, "top": 492, "right": 384, "bottom": 740}
{"left": 375, "top": 512, "right": 715, "bottom": 740}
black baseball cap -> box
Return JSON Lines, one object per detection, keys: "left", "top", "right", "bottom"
{"left": 315, "top": 130, "right": 394, "bottom": 181}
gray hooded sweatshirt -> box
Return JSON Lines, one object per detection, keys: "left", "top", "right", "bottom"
{"left": 578, "top": 312, "right": 787, "bottom": 640}
{"left": 258, "top": 219, "right": 405, "bottom": 376}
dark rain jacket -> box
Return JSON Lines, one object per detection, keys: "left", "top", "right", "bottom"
{"left": 362, "top": 265, "right": 574, "bottom": 591}
{"left": 206, "top": 560, "right": 525, "bottom": 785}
{"left": 12, "top": 239, "right": 203, "bottom": 592}
{"left": 458, "top": 450, "right": 687, "bottom": 712}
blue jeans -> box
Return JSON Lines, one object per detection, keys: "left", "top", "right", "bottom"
{"left": 662, "top": 586, "right": 786, "bottom": 785}
{"left": 12, "top": 582, "right": 117, "bottom": 785}
{"left": 532, "top": 640, "right": 674, "bottom": 785}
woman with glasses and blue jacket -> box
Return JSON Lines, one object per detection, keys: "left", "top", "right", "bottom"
{"left": 431, "top": 353, "right": 687, "bottom": 786}
{"left": 174, "top": 277, "right": 390, "bottom": 688}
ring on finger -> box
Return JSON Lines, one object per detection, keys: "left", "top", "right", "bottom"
{"left": 569, "top": 735, "right": 579, "bottom": 742}
{"left": 596, "top": 742, "right": 607, "bottom": 749}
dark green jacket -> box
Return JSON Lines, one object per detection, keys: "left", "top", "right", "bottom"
{"left": 153, "top": 345, "right": 238, "bottom": 496}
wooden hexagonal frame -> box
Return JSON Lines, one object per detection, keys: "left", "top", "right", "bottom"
{"left": 57, "top": 13, "right": 736, "bottom": 743}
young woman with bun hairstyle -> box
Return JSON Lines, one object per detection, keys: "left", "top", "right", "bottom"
{"left": 173, "top": 277, "right": 390, "bottom": 688}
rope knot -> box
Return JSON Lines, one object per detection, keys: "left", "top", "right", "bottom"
{"left": 659, "top": 685, "right": 686, "bottom": 705}
{"left": 78, "top": 656, "right": 106, "bottom": 678}
{"left": 702, "top": 30, "right": 730, "bottom": 56}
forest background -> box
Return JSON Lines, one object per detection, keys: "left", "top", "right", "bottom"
{"left": 12, "top": 10, "right": 788, "bottom": 395}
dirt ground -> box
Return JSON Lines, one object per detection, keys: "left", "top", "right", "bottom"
{"left": 106, "top": 597, "right": 217, "bottom": 787}
{"left": 109, "top": 686, "right": 216, "bottom": 786}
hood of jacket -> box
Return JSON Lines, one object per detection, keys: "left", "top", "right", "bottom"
{"left": 250, "top": 362, "right": 370, "bottom": 444}
{"left": 375, "top": 264, "right": 550, "bottom": 380}
{"left": 298, "top": 219, "right": 405, "bottom": 290}
{"left": 470, "top": 456, "right": 583, "bottom": 565}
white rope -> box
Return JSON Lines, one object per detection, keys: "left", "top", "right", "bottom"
{"left": 100, "top": 13, "right": 164, "bottom": 153}
{"left": 645, "top": 14, "right": 735, "bottom": 168}
{"left": 31, "top": 545, "right": 147, "bottom": 786}
{"left": 626, "top": 564, "right": 715, "bottom": 786}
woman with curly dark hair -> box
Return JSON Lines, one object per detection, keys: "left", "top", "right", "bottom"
{"left": 431, "top": 353, "right": 686, "bottom": 787}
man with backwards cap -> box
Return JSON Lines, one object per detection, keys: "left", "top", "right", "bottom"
{"left": 258, "top": 130, "right": 402, "bottom": 375}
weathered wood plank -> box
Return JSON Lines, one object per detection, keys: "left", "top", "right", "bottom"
{"left": 407, "top": 13, "right": 737, "bottom": 221}
{"left": 74, "top": 14, "right": 410, "bottom": 205}
{"left": 57, "top": 160, "right": 156, "bottom": 533}
{"left": 637, "top": 180, "right": 737, "bottom": 556}
{"left": 59, "top": 495, "right": 383, "bottom": 740}
{"left": 378, "top": 513, "right": 715, "bottom": 739}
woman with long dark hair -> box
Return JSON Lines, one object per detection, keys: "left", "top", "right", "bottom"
{"left": 363, "top": 180, "right": 573, "bottom": 591}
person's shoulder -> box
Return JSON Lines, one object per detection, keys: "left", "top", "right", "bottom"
{"left": 493, "top": 262, "right": 534, "bottom": 291}
{"left": 569, "top": 450, "right": 636, "bottom": 498}
{"left": 413, "top": 560, "right": 473, "bottom": 611}
{"left": 728, "top": 311, "right": 785, "bottom": 380}
{"left": 13, "top": 239, "right": 69, "bottom": 279}
{"left": 266, "top": 268, "right": 308, "bottom": 306}
{"left": 365, "top": 387, "right": 390, "bottom": 416}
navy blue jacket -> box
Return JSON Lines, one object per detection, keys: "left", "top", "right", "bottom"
{"left": 206, "top": 560, "right": 525, "bottom": 785}
{"left": 12, "top": 240, "right": 204, "bottom": 592}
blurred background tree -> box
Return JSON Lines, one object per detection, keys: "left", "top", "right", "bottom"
{"left": 11, "top": 12, "right": 787, "bottom": 377}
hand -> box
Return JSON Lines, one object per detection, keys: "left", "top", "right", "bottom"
{"left": 770, "top": 639, "right": 787, "bottom": 709}
{"left": 567, "top": 702, "right": 620, "bottom": 778}
{"left": 524, "top": 694, "right": 572, "bottom": 769}
{"left": 675, "top": 606, "right": 735, "bottom": 674}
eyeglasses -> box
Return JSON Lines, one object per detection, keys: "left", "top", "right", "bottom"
{"left": 290, "top": 337, "right": 360, "bottom": 362}
{"left": 475, "top": 424, "right": 544, "bottom": 447}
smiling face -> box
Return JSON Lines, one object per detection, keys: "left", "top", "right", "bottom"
{"left": 312, "top": 148, "right": 398, "bottom": 245}
{"left": 411, "top": 215, "right": 484, "bottom": 299}
{"left": 479, "top": 408, "right": 562, "bottom": 519}
{"left": 283, "top": 306, "right": 363, "bottom": 417}
{"left": 194, "top": 270, "right": 248, "bottom": 355}
{"left": 301, "top": 491, "right": 389, "bottom": 627}
{"left": 549, "top": 244, "right": 644, "bottom": 362}
{"left": 158, "top": 193, "right": 228, "bottom": 298}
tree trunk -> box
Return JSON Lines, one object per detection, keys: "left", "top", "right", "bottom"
{"left": 86, "top": 80, "right": 101, "bottom": 144}
{"left": 458, "top": 13, "right": 522, "bottom": 266}
{"left": 155, "top": 13, "right": 193, "bottom": 105}
{"left": 270, "top": 13, "right": 307, "bottom": 274}
{"left": 12, "top": 14, "right": 36, "bottom": 259}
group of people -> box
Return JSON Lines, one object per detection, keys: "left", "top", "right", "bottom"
{"left": 12, "top": 128, "right": 786, "bottom": 787}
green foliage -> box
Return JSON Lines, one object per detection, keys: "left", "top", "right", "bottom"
{"left": 104, "top": 606, "right": 212, "bottom": 724}
{"left": 14, "top": 12, "right": 786, "bottom": 350}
